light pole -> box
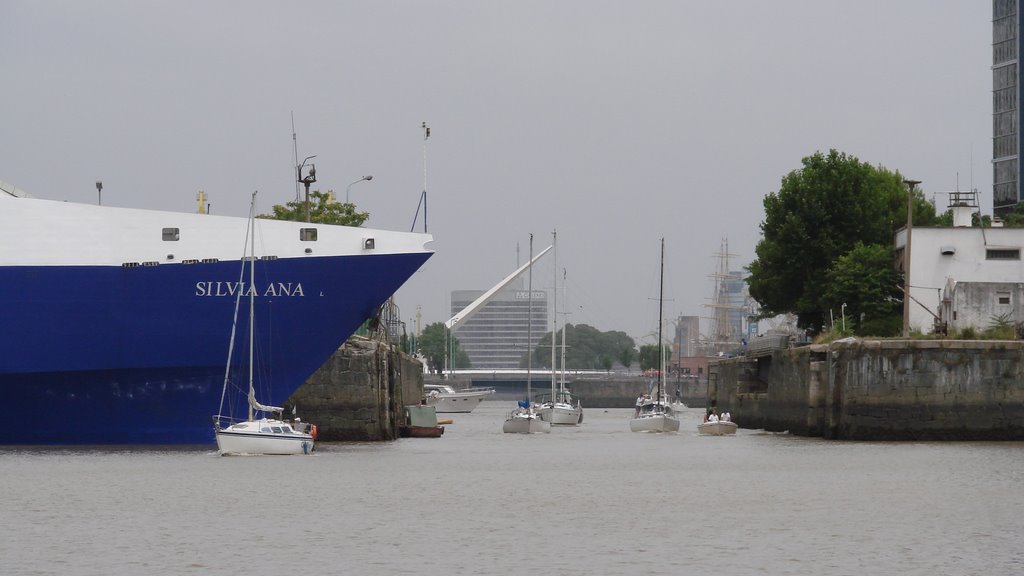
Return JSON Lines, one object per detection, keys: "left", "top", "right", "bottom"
{"left": 902, "top": 179, "right": 921, "bottom": 337}
{"left": 345, "top": 175, "right": 373, "bottom": 204}
{"left": 297, "top": 155, "right": 317, "bottom": 222}
{"left": 96, "top": 181, "right": 103, "bottom": 205}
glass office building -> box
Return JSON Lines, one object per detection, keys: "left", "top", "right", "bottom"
{"left": 994, "top": 0, "right": 1021, "bottom": 214}
{"left": 450, "top": 284, "right": 548, "bottom": 370}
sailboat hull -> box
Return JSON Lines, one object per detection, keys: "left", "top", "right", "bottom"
{"left": 502, "top": 412, "right": 551, "bottom": 434}
{"left": 629, "top": 414, "right": 680, "bottom": 433}
{"left": 215, "top": 419, "right": 314, "bottom": 455}
{"left": 537, "top": 404, "right": 583, "bottom": 425}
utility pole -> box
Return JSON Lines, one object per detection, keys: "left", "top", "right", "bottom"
{"left": 902, "top": 179, "right": 921, "bottom": 338}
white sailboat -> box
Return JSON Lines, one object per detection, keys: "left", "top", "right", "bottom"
{"left": 214, "top": 192, "right": 316, "bottom": 455}
{"left": 503, "top": 233, "right": 551, "bottom": 434}
{"left": 536, "top": 231, "right": 583, "bottom": 425}
{"left": 629, "top": 238, "right": 680, "bottom": 433}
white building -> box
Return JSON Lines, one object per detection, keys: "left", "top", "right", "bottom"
{"left": 896, "top": 192, "right": 1024, "bottom": 333}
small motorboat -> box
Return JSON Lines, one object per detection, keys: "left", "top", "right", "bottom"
{"left": 698, "top": 412, "right": 738, "bottom": 436}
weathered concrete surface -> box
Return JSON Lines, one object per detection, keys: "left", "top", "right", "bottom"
{"left": 568, "top": 376, "right": 708, "bottom": 408}
{"left": 284, "top": 336, "right": 423, "bottom": 441}
{"left": 710, "top": 339, "right": 1024, "bottom": 440}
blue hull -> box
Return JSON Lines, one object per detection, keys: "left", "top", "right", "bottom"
{"left": 0, "top": 252, "right": 431, "bottom": 444}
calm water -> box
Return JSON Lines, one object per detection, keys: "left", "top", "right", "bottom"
{"left": 4, "top": 403, "right": 1023, "bottom": 576}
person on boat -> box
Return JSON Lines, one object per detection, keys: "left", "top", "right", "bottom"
{"left": 634, "top": 394, "right": 644, "bottom": 417}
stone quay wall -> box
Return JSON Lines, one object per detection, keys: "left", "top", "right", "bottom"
{"left": 285, "top": 336, "right": 423, "bottom": 441}
{"left": 433, "top": 373, "right": 709, "bottom": 408}
{"left": 567, "top": 376, "right": 708, "bottom": 408}
{"left": 710, "top": 339, "right": 1024, "bottom": 440}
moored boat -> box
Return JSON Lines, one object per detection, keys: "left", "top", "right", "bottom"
{"left": 0, "top": 182, "right": 433, "bottom": 444}
{"left": 399, "top": 404, "right": 445, "bottom": 438}
{"left": 424, "top": 383, "right": 494, "bottom": 413}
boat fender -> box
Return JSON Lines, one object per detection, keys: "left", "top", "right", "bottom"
{"left": 310, "top": 425, "right": 318, "bottom": 441}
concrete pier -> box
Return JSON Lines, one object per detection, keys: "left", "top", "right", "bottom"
{"left": 284, "top": 336, "right": 422, "bottom": 441}
{"left": 709, "top": 339, "right": 1024, "bottom": 440}
{"left": 425, "top": 372, "right": 709, "bottom": 408}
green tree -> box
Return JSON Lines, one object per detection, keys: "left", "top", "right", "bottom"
{"left": 258, "top": 190, "right": 369, "bottom": 226}
{"left": 618, "top": 346, "right": 636, "bottom": 372}
{"left": 822, "top": 242, "right": 903, "bottom": 336}
{"left": 416, "top": 322, "right": 470, "bottom": 374}
{"left": 1001, "top": 202, "right": 1024, "bottom": 227}
{"left": 523, "top": 324, "right": 636, "bottom": 370}
{"left": 747, "top": 149, "right": 936, "bottom": 332}
{"left": 637, "top": 344, "right": 670, "bottom": 371}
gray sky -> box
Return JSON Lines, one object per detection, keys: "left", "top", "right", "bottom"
{"left": 1, "top": 1, "right": 991, "bottom": 342}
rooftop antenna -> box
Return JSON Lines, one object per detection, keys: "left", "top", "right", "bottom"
{"left": 410, "top": 122, "right": 430, "bottom": 233}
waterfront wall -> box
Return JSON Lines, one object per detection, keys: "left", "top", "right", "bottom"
{"left": 568, "top": 376, "right": 708, "bottom": 408}
{"left": 431, "top": 373, "right": 709, "bottom": 408}
{"left": 285, "top": 336, "right": 422, "bottom": 441}
{"left": 710, "top": 339, "right": 1024, "bottom": 440}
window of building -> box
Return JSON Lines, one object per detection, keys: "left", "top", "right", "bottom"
{"left": 986, "top": 248, "right": 1020, "bottom": 260}
{"left": 300, "top": 228, "right": 317, "bottom": 241}
{"left": 162, "top": 227, "right": 180, "bottom": 241}
{"left": 997, "top": 292, "right": 1012, "bottom": 305}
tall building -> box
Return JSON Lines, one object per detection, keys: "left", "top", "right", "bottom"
{"left": 674, "top": 315, "right": 701, "bottom": 358}
{"left": 994, "top": 0, "right": 1020, "bottom": 214}
{"left": 450, "top": 283, "right": 548, "bottom": 370}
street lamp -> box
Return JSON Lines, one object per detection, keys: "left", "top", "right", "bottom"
{"left": 345, "top": 175, "right": 373, "bottom": 203}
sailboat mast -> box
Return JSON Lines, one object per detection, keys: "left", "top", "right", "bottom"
{"left": 658, "top": 237, "right": 665, "bottom": 404}
{"left": 527, "top": 233, "right": 533, "bottom": 405}
{"left": 248, "top": 193, "right": 257, "bottom": 423}
{"left": 560, "top": 268, "right": 567, "bottom": 391}
{"left": 551, "top": 230, "right": 557, "bottom": 402}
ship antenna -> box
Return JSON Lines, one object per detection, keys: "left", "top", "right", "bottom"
{"left": 410, "top": 122, "right": 430, "bottom": 232}
{"left": 292, "top": 112, "right": 301, "bottom": 203}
